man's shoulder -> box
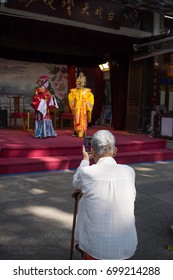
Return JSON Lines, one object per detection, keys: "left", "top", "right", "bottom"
{"left": 117, "top": 163, "right": 135, "bottom": 175}
{"left": 80, "top": 163, "right": 96, "bottom": 172}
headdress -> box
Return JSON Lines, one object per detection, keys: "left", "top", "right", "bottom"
{"left": 36, "top": 75, "right": 49, "bottom": 88}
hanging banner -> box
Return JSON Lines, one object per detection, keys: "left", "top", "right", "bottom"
{"left": 6, "top": 0, "right": 123, "bottom": 30}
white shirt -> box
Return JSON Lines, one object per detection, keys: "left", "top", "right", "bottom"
{"left": 72, "top": 157, "right": 138, "bottom": 260}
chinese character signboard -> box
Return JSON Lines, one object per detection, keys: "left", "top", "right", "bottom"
{"left": 6, "top": 0, "right": 123, "bottom": 30}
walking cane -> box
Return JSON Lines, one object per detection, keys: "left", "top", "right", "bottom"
{"left": 69, "top": 190, "right": 81, "bottom": 260}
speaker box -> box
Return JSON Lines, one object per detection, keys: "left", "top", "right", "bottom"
{"left": 0, "top": 110, "right": 8, "bottom": 128}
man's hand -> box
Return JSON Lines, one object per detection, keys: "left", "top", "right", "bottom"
{"left": 82, "top": 145, "right": 90, "bottom": 161}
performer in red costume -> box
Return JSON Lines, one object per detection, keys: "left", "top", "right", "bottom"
{"left": 31, "top": 75, "right": 58, "bottom": 138}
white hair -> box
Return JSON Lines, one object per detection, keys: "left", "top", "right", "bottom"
{"left": 91, "top": 130, "right": 116, "bottom": 155}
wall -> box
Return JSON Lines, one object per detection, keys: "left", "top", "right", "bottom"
{"left": 0, "top": 58, "right": 68, "bottom": 114}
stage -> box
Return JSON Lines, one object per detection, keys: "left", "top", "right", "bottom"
{"left": 0, "top": 126, "right": 173, "bottom": 175}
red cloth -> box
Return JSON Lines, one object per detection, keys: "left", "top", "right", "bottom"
{"left": 61, "top": 113, "right": 73, "bottom": 119}
{"left": 31, "top": 89, "right": 43, "bottom": 111}
{"left": 83, "top": 252, "right": 97, "bottom": 260}
{"left": 31, "top": 88, "right": 53, "bottom": 121}
{"left": 10, "top": 112, "right": 28, "bottom": 118}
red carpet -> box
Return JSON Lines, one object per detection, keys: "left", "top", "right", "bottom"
{"left": 0, "top": 126, "right": 173, "bottom": 175}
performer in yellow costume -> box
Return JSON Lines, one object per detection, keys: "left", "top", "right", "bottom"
{"left": 68, "top": 74, "right": 94, "bottom": 138}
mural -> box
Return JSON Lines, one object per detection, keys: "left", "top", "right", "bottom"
{"left": 0, "top": 58, "right": 68, "bottom": 112}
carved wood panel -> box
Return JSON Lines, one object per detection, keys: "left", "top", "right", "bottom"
{"left": 126, "top": 62, "right": 141, "bottom": 131}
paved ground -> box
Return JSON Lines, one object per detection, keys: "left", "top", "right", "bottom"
{"left": 0, "top": 160, "right": 173, "bottom": 260}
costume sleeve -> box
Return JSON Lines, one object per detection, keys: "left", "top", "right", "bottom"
{"left": 68, "top": 89, "right": 76, "bottom": 111}
{"left": 31, "top": 89, "right": 41, "bottom": 111}
{"left": 48, "top": 95, "right": 59, "bottom": 109}
{"left": 86, "top": 90, "right": 94, "bottom": 123}
{"left": 42, "top": 91, "right": 51, "bottom": 104}
{"left": 37, "top": 99, "right": 47, "bottom": 117}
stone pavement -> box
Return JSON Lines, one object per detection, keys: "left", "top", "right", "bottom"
{"left": 0, "top": 161, "right": 173, "bottom": 260}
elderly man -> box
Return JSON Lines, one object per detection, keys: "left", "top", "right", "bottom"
{"left": 72, "top": 130, "right": 138, "bottom": 260}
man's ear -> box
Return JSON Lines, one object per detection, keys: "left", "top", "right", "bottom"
{"left": 91, "top": 147, "right": 95, "bottom": 157}
{"left": 114, "top": 147, "right": 117, "bottom": 157}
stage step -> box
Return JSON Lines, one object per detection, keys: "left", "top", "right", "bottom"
{"left": 1, "top": 149, "right": 173, "bottom": 175}
{"left": 0, "top": 138, "right": 166, "bottom": 158}
{"left": 0, "top": 155, "right": 80, "bottom": 175}
{"left": 0, "top": 128, "right": 173, "bottom": 175}
{"left": 116, "top": 148, "right": 173, "bottom": 164}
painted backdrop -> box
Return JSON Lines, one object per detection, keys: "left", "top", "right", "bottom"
{"left": 0, "top": 58, "right": 68, "bottom": 111}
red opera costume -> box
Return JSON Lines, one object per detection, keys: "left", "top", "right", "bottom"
{"left": 31, "top": 75, "right": 58, "bottom": 138}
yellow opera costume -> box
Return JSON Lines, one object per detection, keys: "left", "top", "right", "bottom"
{"left": 68, "top": 85, "right": 94, "bottom": 138}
